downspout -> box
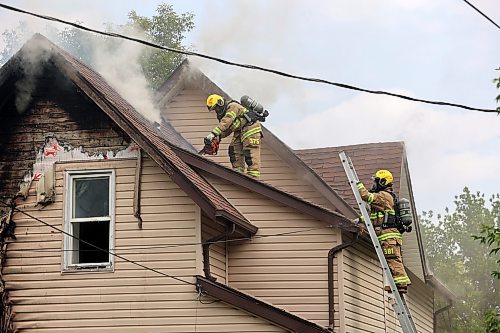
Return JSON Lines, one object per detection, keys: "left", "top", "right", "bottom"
{"left": 202, "top": 222, "right": 235, "bottom": 281}
{"left": 433, "top": 301, "right": 453, "bottom": 332}
{"left": 133, "top": 148, "right": 143, "bottom": 229}
{"left": 328, "top": 232, "right": 359, "bottom": 331}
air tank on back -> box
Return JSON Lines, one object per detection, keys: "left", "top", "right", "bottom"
{"left": 240, "top": 95, "right": 265, "bottom": 114}
{"left": 397, "top": 198, "right": 413, "bottom": 230}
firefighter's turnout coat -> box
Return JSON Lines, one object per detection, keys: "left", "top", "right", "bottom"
{"left": 357, "top": 182, "right": 411, "bottom": 288}
{"left": 211, "top": 101, "right": 262, "bottom": 177}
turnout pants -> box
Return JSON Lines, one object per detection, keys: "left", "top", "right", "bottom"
{"left": 378, "top": 228, "right": 411, "bottom": 288}
{"left": 228, "top": 122, "right": 262, "bottom": 177}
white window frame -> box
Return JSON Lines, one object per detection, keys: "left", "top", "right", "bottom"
{"left": 63, "top": 170, "right": 115, "bottom": 272}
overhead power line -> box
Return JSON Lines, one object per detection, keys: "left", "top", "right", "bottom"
{"left": 0, "top": 202, "right": 195, "bottom": 286}
{"left": 0, "top": 3, "right": 497, "bottom": 114}
{"left": 23, "top": 225, "right": 335, "bottom": 253}
{"left": 462, "top": 0, "right": 500, "bottom": 31}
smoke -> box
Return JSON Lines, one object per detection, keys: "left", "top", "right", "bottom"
{"left": 90, "top": 26, "right": 161, "bottom": 123}
{"left": 1, "top": 2, "right": 160, "bottom": 122}
{"left": 191, "top": 0, "right": 307, "bottom": 110}
{"left": 15, "top": 35, "right": 52, "bottom": 114}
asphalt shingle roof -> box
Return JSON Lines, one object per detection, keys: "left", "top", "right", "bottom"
{"left": 295, "top": 142, "right": 405, "bottom": 208}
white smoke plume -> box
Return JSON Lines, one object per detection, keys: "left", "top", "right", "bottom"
{"left": 89, "top": 27, "right": 161, "bottom": 123}
{"left": 15, "top": 35, "right": 52, "bottom": 114}
{"left": 1, "top": 3, "right": 160, "bottom": 123}
{"left": 191, "top": 0, "right": 307, "bottom": 110}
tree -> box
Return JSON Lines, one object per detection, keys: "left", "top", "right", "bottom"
{"left": 420, "top": 187, "right": 500, "bottom": 332}
{"left": 127, "top": 3, "right": 194, "bottom": 89}
{"left": 473, "top": 222, "right": 500, "bottom": 279}
{"left": 0, "top": 2, "right": 194, "bottom": 90}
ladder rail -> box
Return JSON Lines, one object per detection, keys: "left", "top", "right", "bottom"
{"left": 339, "top": 151, "right": 418, "bottom": 333}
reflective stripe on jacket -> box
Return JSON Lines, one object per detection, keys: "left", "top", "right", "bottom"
{"left": 212, "top": 101, "right": 262, "bottom": 140}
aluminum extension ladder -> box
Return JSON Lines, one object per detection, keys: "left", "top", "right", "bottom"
{"left": 339, "top": 151, "right": 418, "bottom": 333}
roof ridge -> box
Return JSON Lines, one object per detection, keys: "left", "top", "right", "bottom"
{"left": 295, "top": 141, "right": 405, "bottom": 152}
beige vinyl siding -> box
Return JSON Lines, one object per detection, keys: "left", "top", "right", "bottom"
{"left": 405, "top": 271, "right": 434, "bottom": 333}
{"left": 162, "top": 89, "right": 336, "bottom": 211}
{"left": 5, "top": 157, "right": 284, "bottom": 332}
{"left": 343, "top": 241, "right": 434, "bottom": 333}
{"left": 259, "top": 145, "right": 335, "bottom": 210}
{"left": 201, "top": 215, "right": 227, "bottom": 283}
{"left": 399, "top": 164, "right": 425, "bottom": 281}
{"left": 203, "top": 173, "right": 340, "bottom": 327}
{"left": 343, "top": 242, "right": 386, "bottom": 333}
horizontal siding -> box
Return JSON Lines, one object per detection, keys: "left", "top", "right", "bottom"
{"left": 343, "top": 242, "right": 386, "bottom": 333}
{"left": 201, "top": 215, "right": 227, "bottom": 284}
{"left": 3, "top": 156, "right": 262, "bottom": 332}
{"left": 204, "top": 174, "right": 339, "bottom": 327}
{"left": 404, "top": 271, "right": 434, "bottom": 333}
{"left": 5, "top": 157, "right": 285, "bottom": 332}
{"left": 344, "top": 242, "right": 434, "bottom": 332}
{"left": 6, "top": 158, "right": 196, "bottom": 331}
{"left": 163, "top": 88, "right": 336, "bottom": 211}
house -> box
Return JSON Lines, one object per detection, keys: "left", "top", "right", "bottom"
{"left": 0, "top": 34, "right": 454, "bottom": 332}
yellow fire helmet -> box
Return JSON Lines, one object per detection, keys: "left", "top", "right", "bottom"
{"left": 206, "top": 94, "right": 224, "bottom": 111}
{"left": 374, "top": 169, "right": 393, "bottom": 186}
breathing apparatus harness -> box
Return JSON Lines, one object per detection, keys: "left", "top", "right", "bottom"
{"left": 216, "top": 96, "right": 270, "bottom": 128}
{"left": 370, "top": 186, "right": 413, "bottom": 234}
{"left": 240, "top": 95, "right": 269, "bottom": 125}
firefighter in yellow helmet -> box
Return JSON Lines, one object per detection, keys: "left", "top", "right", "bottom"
{"left": 205, "top": 94, "right": 262, "bottom": 177}
{"left": 356, "top": 169, "right": 411, "bottom": 294}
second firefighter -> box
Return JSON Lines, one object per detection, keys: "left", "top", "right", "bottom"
{"left": 205, "top": 94, "right": 263, "bottom": 178}
{"left": 357, "top": 169, "right": 411, "bottom": 294}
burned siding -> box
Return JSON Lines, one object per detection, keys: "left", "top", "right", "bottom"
{"left": 0, "top": 63, "right": 132, "bottom": 200}
{"left": 0, "top": 63, "right": 131, "bottom": 332}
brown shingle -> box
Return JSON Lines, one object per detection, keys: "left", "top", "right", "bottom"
{"left": 295, "top": 142, "right": 405, "bottom": 209}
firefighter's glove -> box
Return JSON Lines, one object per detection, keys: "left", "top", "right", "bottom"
{"left": 205, "top": 132, "right": 216, "bottom": 142}
{"left": 354, "top": 217, "right": 366, "bottom": 234}
{"left": 356, "top": 182, "right": 365, "bottom": 190}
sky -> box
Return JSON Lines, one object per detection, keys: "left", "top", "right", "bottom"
{"left": 0, "top": 0, "right": 499, "bottom": 215}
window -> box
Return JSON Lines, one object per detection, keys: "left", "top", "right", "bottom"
{"left": 64, "top": 170, "right": 115, "bottom": 271}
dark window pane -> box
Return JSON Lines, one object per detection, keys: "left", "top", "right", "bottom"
{"left": 73, "top": 177, "right": 109, "bottom": 218}
{"left": 76, "top": 221, "right": 110, "bottom": 264}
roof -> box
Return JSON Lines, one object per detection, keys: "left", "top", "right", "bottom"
{"left": 169, "top": 143, "right": 358, "bottom": 233}
{"left": 296, "top": 142, "right": 456, "bottom": 301}
{"left": 295, "top": 142, "right": 405, "bottom": 208}
{"left": 196, "top": 275, "right": 330, "bottom": 333}
{"left": 0, "top": 34, "right": 256, "bottom": 237}
{"left": 156, "top": 59, "right": 358, "bottom": 220}
{"left": 153, "top": 59, "right": 357, "bottom": 232}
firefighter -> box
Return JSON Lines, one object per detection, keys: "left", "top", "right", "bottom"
{"left": 356, "top": 169, "right": 411, "bottom": 294}
{"left": 205, "top": 94, "right": 262, "bottom": 177}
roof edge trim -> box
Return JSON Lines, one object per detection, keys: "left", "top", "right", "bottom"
{"left": 196, "top": 275, "right": 329, "bottom": 333}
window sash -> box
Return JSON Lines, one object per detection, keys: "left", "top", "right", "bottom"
{"left": 64, "top": 170, "right": 115, "bottom": 271}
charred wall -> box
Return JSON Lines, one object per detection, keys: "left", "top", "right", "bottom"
{"left": 0, "top": 63, "right": 131, "bottom": 200}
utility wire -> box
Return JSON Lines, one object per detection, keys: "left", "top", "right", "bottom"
{"left": 461, "top": 0, "right": 500, "bottom": 31}
{"left": 20, "top": 225, "right": 334, "bottom": 253}
{"left": 0, "top": 202, "right": 195, "bottom": 286}
{"left": 0, "top": 2, "right": 497, "bottom": 114}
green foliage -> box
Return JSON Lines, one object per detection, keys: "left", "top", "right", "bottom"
{"left": 0, "top": 2, "right": 194, "bottom": 90}
{"left": 421, "top": 188, "right": 500, "bottom": 332}
{"left": 482, "top": 310, "right": 500, "bottom": 333}
{"left": 128, "top": 3, "right": 194, "bottom": 89}
{"left": 473, "top": 222, "right": 500, "bottom": 279}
